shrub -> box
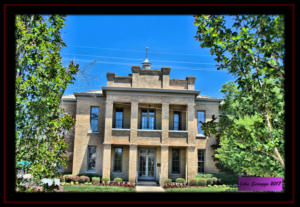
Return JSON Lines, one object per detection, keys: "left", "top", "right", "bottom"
{"left": 102, "top": 177, "right": 110, "bottom": 183}
{"left": 79, "top": 176, "right": 90, "bottom": 183}
{"left": 211, "top": 173, "right": 239, "bottom": 185}
{"left": 176, "top": 178, "right": 186, "bottom": 185}
{"left": 211, "top": 177, "right": 218, "bottom": 185}
{"left": 113, "top": 177, "right": 123, "bottom": 183}
{"left": 189, "top": 179, "right": 198, "bottom": 186}
{"left": 77, "top": 173, "right": 100, "bottom": 180}
{"left": 92, "top": 177, "right": 100, "bottom": 184}
{"left": 64, "top": 175, "right": 72, "bottom": 183}
{"left": 71, "top": 176, "right": 79, "bottom": 182}
{"left": 164, "top": 178, "right": 172, "bottom": 185}
{"left": 195, "top": 174, "right": 214, "bottom": 179}
{"left": 197, "top": 178, "right": 207, "bottom": 186}
{"left": 206, "top": 178, "right": 214, "bottom": 185}
{"left": 60, "top": 175, "right": 65, "bottom": 182}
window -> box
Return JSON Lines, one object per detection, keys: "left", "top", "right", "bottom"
{"left": 87, "top": 146, "right": 97, "bottom": 171}
{"left": 173, "top": 111, "right": 182, "bottom": 130}
{"left": 90, "top": 106, "right": 99, "bottom": 132}
{"left": 197, "top": 111, "right": 205, "bottom": 135}
{"left": 172, "top": 148, "right": 180, "bottom": 174}
{"left": 113, "top": 147, "right": 123, "bottom": 172}
{"left": 115, "top": 108, "right": 123, "bottom": 128}
{"left": 198, "top": 149, "right": 205, "bottom": 173}
{"left": 141, "top": 109, "right": 155, "bottom": 130}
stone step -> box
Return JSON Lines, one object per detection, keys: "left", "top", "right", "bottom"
{"left": 137, "top": 181, "right": 159, "bottom": 186}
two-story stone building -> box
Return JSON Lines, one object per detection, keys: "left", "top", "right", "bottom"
{"left": 60, "top": 56, "right": 222, "bottom": 185}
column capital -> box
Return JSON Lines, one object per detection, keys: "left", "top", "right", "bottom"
{"left": 106, "top": 100, "right": 113, "bottom": 104}
{"left": 129, "top": 144, "right": 138, "bottom": 149}
{"left": 161, "top": 145, "right": 169, "bottom": 150}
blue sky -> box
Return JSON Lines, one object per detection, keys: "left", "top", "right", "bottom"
{"left": 61, "top": 15, "right": 235, "bottom": 98}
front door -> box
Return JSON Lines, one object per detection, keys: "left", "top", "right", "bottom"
{"left": 138, "top": 148, "right": 156, "bottom": 180}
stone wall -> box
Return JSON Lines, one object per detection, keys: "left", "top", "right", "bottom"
{"left": 60, "top": 100, "right": 76, "bottom": 173}
{"left": 106, "top": 66, "right": 196, "bottom": 90}
{"left": 61, "top": 86, "right": 221, "bottom": 182}
{"left": 195, "top": 101, "right": 220, "bottom": 174}
{"left": 72, "top": 96, "right": 105, "bottom": 175}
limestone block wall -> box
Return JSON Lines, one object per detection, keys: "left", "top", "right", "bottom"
{"left": 155, "top": 147, "right": 161, "bottom": 182}
{"left": 72, "top": 97, "right": 105, "bottom": 175}
{"left": 107, "top": 66, "right": 196, "bottom": 90}
{"left": 60, "top": 101, "right": 76, "bottom": 173}
{"left": 137, "top": 71, "right": 162, "bottom": 89}
{"left": 169, "top": 79, "right": 187, "bottom": 90}
{"left": 195, "top": 101, "right": 220, "bottom": 174}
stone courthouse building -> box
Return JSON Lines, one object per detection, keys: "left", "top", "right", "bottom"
{"left": 60, "top": 54, "right": 222, "bottom": 185}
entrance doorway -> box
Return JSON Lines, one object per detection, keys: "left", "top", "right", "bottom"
{"left": 138, "top": 148, "right": 156, "bottom": 180}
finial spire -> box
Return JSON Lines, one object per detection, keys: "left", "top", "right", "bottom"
{"left": 142, "top": 46, "right": 151, "bottom": 69}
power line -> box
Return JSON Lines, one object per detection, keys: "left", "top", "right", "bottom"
{"left": 63, "top": 57, "right": 224, "bottom": 72}
{"left": 63, "top": 53, "right": 217, "bottom": 65}
{"left": 66, "top": 45, "right": 214, "bottom": 57}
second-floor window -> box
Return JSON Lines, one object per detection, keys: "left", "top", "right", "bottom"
{"left": 141, "top": 109, "right": 155, "bottom": 130}
{"left": 197, "top": 111, "right": 205, "bottom": 135}
{"left": 90, "top": 106, "right": 99, "bottom": 132}
{"left": 173, "top": 111, "right": 182, "bottom": 130}
{"left": 115, "top": 108, "right": 123, "bottom": 128}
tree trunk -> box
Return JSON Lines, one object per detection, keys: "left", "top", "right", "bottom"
{"left": 258, "top": 79, "right": 285, "bottom": 169}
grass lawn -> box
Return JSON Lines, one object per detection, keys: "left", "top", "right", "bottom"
{"left": 164, "top": 186, "right": 238, "bottom": 192}
{"left": 63, "top": 185, "right": 136, "bottom": 192}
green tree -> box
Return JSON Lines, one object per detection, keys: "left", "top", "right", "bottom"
{"left": 15, "top": 15, "right": 79, "bottom": 191}
{"left": 194, "top": 15, "right": 284, "bottom": 177}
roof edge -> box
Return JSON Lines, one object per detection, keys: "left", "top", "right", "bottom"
{"left": 102, "top": 86, "right": 200, "bottom": 96}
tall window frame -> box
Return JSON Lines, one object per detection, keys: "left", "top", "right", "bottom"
{"left": 140, "top": 108, "right": 156, "bottom": 130}
{"left": 114, "top": 108, "right": 124, "bottom": 129}
{"left": 198, "top": 149, "right": 205, "bottom": 173}
{"left": 87, "top": 146, "right": 97, "bottom": 172}
{"left": 90, "top": 106, "right": 99, "bottom": 132}
{"left": 197, "top": 110, "right": 205, "bottom": 135}
{"left": 173, "top": 111, "right": 182, "bottom": 130}
{"left": 113, "top": 147, "right": 123, "bottom": 173}
{"left": 172, "top": 148, "right": 180, "bottom": 174}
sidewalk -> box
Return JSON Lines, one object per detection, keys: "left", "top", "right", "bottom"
{"left": 136, "top": 186, "right": 165, "bottom": 192}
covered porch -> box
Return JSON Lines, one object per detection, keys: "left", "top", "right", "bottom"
{"left": 102, "top": 144, "right": 197, "bottom": 185}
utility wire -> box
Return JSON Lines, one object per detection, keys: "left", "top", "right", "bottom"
{"left": 63, "top": 57, "right": 224, "bottom": 72}
{"left": 63, "top": 53, "right": 217, "bottom": 65}
{"left": 66, "top": 45, "right": 214, "bottom": 57}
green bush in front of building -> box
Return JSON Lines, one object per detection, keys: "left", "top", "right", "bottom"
{"left": 113, "top": 177, "right": 123, "bottom": 183}
{"left": 176, "top": 178, "right": 186, "bottom": 185}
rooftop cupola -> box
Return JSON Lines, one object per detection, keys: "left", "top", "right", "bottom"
{"left": 142, "top": 47, "right": 151, "bottom": 69}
